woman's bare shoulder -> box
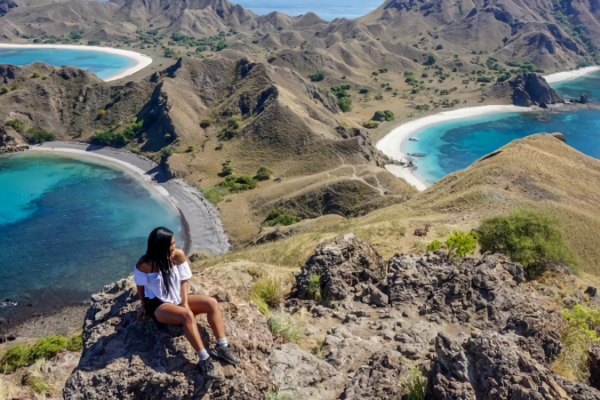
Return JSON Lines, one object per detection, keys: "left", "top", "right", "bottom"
{"left": 172, "top": 249, "right": 187, "bottom": 265}
{"left": 136, "top": 257, "right": 152, "bottom": 273}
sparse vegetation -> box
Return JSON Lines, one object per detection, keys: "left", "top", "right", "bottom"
{"left": 262, "top": 209, "right": 297, "bottom": 227}
{"left": 253, "top": 275, "right": 287, "bottom": 307}
{"left": 203, "top": 186, "right": 230, "bottom": 203}
{"left": 401, "top": 366, "right": 428, "bottom": 400}
{"left": 446, "top": 230, "right": 479, "bottom": 259}
{"left": 362, "top": 120, "right": 379, "bottom": 129}
{"left": 307, "top": 274, "right": 321, "bottom": 301}
{"left": 427, "top": 240, "right": 442, "bottom": 252}
{"left": 479, "top": 209, "right": 576, "bottom": 268}
{"left": 309, "top": 71, "right": 326, "bottom": 82}
{"left": 0, "top": 334, "right": 81, "bottom": 373}
{"left": 24, "top": 129, "right": 55, "bottom": 143}
{"left": 5, "top": 119, "right": 27, "bottom": 132}
{"left": 256, "top": 166, "right": 273, "bottom": 180}
{"left": 372, "top": 110, "right": 395, "bottom": 121}
{"left": 160, "top": 146, "right": 173, "bottom": 158}
{"left": 337, "top": 97, "right": 352, "bottom": 112}
{"left": 219, "top": 174, "right": 258, "bottom": 193}
{"left": 268, "top": 312, "right": 304, "bottom": 344}
{"left": 550, "top": 305, "right": 600, "bottom": 381}
{"left": 1, "top": 86, "right": 11, "bottom": 94}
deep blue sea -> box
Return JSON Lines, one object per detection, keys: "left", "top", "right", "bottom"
{"left": 234, "top": 0, "right": 382, "bottom": 20}
{"left": 0, "top": 152, "right": 181, "bottom": 321}
{"left": 0, "top": 47, "right": 136, "bottom": 80}
{"left": 402, "top": 110, "right": 600, "bottom": 185}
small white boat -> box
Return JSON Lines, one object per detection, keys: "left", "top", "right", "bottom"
{"left": 409, "top": 137, "right": 419, "bottom": 141}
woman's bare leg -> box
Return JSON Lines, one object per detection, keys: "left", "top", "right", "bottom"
{"left": 154, "top": 303, "right": 204, "bottom": 351}
{"left": 187, "top": 295, "right": 226, "bottom": 339}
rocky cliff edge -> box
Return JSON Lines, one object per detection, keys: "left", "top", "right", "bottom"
{"left": 64, "top": 235, "right": 600, "bottom": 399}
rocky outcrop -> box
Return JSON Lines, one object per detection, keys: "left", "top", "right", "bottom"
{"left": 431, "top": 332, "right": 573, "bottom": 399}
{"left": 65, "top": 235, "right": 600, "bottom": 399}
{"left": 487, "top": 73, "right": 565, "bottom": 107}
{"left": 0, "top": 128, "right": 28, "bottom": 154}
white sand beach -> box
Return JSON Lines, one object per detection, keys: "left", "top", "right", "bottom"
{"left": 377, "top": 65, "right": 600, "bottom": 191}
{"left": 0, "top": 43, "right": 152, "bottom": 81}
{"left": 544, "top": 65, "right": 600, "bottom": 84}
{"left": 376, "top": 105, "right": 534, "bottom": 191}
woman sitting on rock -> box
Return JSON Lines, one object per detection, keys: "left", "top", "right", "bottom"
{"left": 133, "top": 227, "right": 240, "bottom": 378}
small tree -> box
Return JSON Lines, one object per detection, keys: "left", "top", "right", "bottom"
{"left": 337, "top": 97, "right": 352, "bottom": 112}
{"left": 160, "top": 146, "right": 173, "bottom": 159}
{"left": 427, "top": 240, "right": 442, "bottom": 252}
{"left": 478, "top": 209, "right": 576, "bottom": 267}
{"left": 256, "top": 166, "right": 273, "bottom": 180}
{"left": 446, "top": 231, "right": 479, "bottom": 259}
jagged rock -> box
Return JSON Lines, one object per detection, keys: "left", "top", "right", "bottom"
{"left": 554, "top": 375, "right": 600, "bottom": 399}
{"left": 294, "top": 234, "right": 386, "bottom": 301}
{"left": 432, "top": 331, "right": 580, "bottom": 399}
{"left": 268, "top": 343, "right": 346, "bottom": 399}
{"left": 63, "top": 274, "right": 330, "bottom": 399}
{"left": 552, "top": 132, "right": 567, "bottom": 143}
{"left": 589, "top": 344, "right": 600, "bottom": 391}
{"left": 488, "top": 73, "right": 564, "bottom": 107}
{"left": 322, "top": 325, "right": 381, "bottom": 372}
{"left": 585, "top": 286, "right": 597, "bottom": 298}
{"left": 341, "top": 350, "right": 406, "bottom": 399}
{"left": 579, "top": 93, "right": 589, "bottom": 104}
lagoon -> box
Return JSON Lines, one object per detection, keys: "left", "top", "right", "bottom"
{"left": 0, "top": 152, "right": 182, "bottom": 321}
{"left": 0, "top": 45, "right": 148, "bottom": 81}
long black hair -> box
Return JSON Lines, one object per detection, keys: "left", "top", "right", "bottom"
{"left": 144, "top": 227, "right": 174, "bottom": 295}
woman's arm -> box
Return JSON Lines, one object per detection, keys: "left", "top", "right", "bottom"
{"left": 180, "top": 280, "right": 190, "bottom": 309}
{"left": 136, "top": 285, "right": 146, "bottom": 322}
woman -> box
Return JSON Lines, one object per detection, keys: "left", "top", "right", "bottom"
{"left": 134, "top": 227, "right": 240, "bottom": 378}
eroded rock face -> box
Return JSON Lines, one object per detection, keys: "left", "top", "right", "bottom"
{"left": 63, "top": 276, "right": 274, "bottom": 399}
{"left": 65, "top": 236, "right": 600, "bottom": 399}
{"left": 432, "top": 332, "right": 575, "bottom": 399}
{"left": 487, "top": 73, "right": 564, "bottom": 107}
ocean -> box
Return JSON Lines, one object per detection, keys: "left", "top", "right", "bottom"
{"left": 234, "top": 0, "right": 382, "bottom": 20}
{"left": 0, "top": 47, "right": 137, "bottom": 80}
{"left": 0, "top": 152, "right": 181, "bottom": 321}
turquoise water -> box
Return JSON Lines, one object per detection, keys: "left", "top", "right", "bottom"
{"left": 0, "top": 152, "right": 181, "bottom": 320}
{"left": 0, "top": 47, "right": 137, "bottom": 80}
{"left": 552, "top": 70, "right": 600, "bottom": 102}
{"left": 235, "top": 0, "right": 382, "bottom": 20}
{"left": 402, "top": 109, "right": 600, "bottom": 185}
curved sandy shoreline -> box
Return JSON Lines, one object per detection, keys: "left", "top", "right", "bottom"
{"left": 377, "top": 65, "right": 600, "bottom": 191}
{"left": 29, "top": 142, "right": 230, "bottom": 256}
{"left": 0, "top": 43, "right": 152, "bottom": 82}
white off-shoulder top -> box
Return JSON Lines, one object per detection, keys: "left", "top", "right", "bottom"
{"left": 133, "top": 261, "right": 192, "bottom": 305}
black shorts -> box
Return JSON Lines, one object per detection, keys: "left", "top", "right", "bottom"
{"left": 144, "top": 297, "right": 164, "bottom": 320}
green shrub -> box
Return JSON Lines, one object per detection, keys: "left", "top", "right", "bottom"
{"left": 87, "top": 40, "right": 101, "bottom": 46}
{"left": 25, "top": 129, "right": 55, "bottom": 143}
{"left": 264, "top": 390, "right": 293, "bottom": 400}
{"left": 0, "top": 344, "right": 29, "bottom": 372}
{"left": 91, "top": 130, "right": 115, "bottom": 145}
{"left": 262, "top": 209, "right": 297, "bottom": 227}
{"left": 307, "top": 274, "right": 321, "bottom": 301}
{"left": 256, "top": 166, "right": 273, "bottom": 180}
{"left": 32, "top": 71, "right": 40, "bottom": 78}
{"left": 446, "top": 230, "right": 479, "bottom": 259}
{"left": 252, "top": 295, "right": 270, "bottom": 315}
{"left": 550, "top": 305, "right": 600, "bottom": 381}
{"left": 362, "top": 120, "right": 379, "bottom": 129}
{"left": 219, "top": 119, "right": 240, "bottom": 140}
{"left": 98, "top": 109, "right": 107, "bottom": 118}
{"left": 309, "top": 71, "right": 326, "bottom": 82}
{"left": 359, "top": 88, "right": 369, "bottom": 94}
{"left": 401, "top": 366, "right": 427, "bottom": 400}
{"left": 372, "top": 110, "right": 395, "bottom": 121}
{"left": 27, "top": 335, "right": 67, "bottom": 363}
{"left": 427, "top": 240, "right": 442, "bottom": 252}
{"left": 268, "top": 312, "right": 304, "bottom": 344}
{"left": 160, "top": 146, "right": 173, "bottom": 158}
{"left": 65, "top": 335, "right": 83, "bottom": 352}
{"left": 30, "top": 378, "right": 52, "bottom": 394}
{"left": 219, "top": 174, "right": 258, "bottom": 192}
{"left": 222, "top": 163, "right": 234, "bottom": 175}
{"left": 337, "top": 97, "right": 352, "bottom": 112}
{"left": 1, "top": 86, "right": 11, "bottom": 94}
{"left": 200, "top": 119, "right": 214, "bottom": 128}
{"left": 5, "top": 119, "right": 27, "bottom": 132}
{"left": 185, "top": 145, "right": 196, "bottom": 153}
{"left": 478, "top": 209, "right": 576, "bottom": 267}
{"left": 253, "top": 275, "right": 286, "bottom": 307}
{"left": 203, "top": 186, "right": 230, "bottom": 203}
